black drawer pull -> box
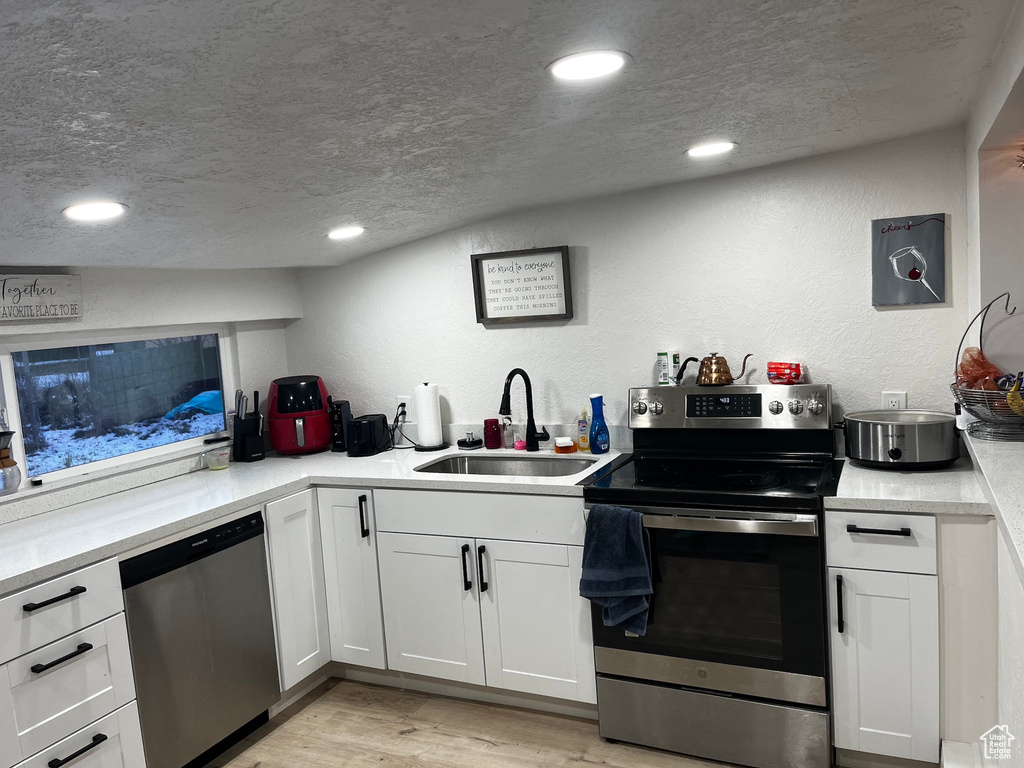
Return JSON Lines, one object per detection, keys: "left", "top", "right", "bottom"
{"left": 31, "top": 642, "right": 93, "bottom": 674}
{"left": 48, "top": 733, "right": 107, "bottom": 767}
{"left": 23, "top": 585, "right": 87, "bottom": 613}
{"left": 847, "top": 524, "right": 912, "bottom": 537}
{"left": 836, "top": 574, "right": 845, "bottom": 634}
{"left": 358, "top": 495, "right": 370, "bottom": 538}
{"left": 477, "top": 545, "right": 488, "bottom": 593}
{"left": 460, "top": 544, "right": 472, "bottom": 591}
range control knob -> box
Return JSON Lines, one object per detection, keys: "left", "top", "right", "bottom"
{"left": 632, "top": 401, "right": 648, "bottom": 415}
{"left": 651, "top": 402, "right": 664, "bottom": 416}
{"left": 768, "top": 400, "right": 784, "bottom": 415}
{"left": 788, "top": 400, "right": 804, "bottom": 415}
{"left": 807, "top": 399, "right": 824, "bottom": 415}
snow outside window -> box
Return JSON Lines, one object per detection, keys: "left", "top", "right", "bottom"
{"left": 11, "top": 333, "right": 227, "bottom": 477}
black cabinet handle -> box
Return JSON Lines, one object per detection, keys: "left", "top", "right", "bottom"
{"left": 477, "top": 545, "right": 488, "bottom": 593}
{"left": 31, "top": 642, "right": 93, "bottom": 674}
{"left": 847, "top": 524, "right": 912, "bottom": 537}
{"left": 358, "top": 495, "right": 370, "bottom": 538}
{"left": 836, "top": 574, "right": 845, "bottom": 634}
{"left": 48, "top": 733, "right": 107, "bottom": 767}
{"left": 23, "top": 585, "right": 87, "bottom": 613}
{"left": 460, "top": 544, "right": 472, "bottom": 591}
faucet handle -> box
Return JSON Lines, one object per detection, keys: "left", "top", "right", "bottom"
{"left": 537, "top": 426, "right": 550, "bottom": 442}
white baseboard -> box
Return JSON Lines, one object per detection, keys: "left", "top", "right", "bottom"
{"left": 335, "top": 663, "right": 599, "bottom": 721}
{"left": 269, "top": 670, "right": 330, "bottom": 717}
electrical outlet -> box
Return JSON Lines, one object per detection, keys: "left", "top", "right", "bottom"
{"left": 882, "top": 391, "right": 907, "bottom": 410}
{"left": 396, "top": 395, "right": 411, "bottom": 423}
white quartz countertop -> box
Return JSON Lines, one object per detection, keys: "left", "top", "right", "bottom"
{"left": 964, "top": 436, "right": 1024, "bottom": 585}
{"left": 826, "top": 456, "right": 992, "bottom": 515}
{"left": 0, "top": 447, "right": 617, "bottom": 597}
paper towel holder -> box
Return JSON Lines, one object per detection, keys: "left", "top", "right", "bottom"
{"left": 413, "top": 381, "right": 450, "bottom": 452}
{"left": 414, "top": 441, "right": 449, "bottom": 452}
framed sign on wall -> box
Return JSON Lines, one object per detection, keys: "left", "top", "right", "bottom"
{"left": 471, "top": 246, "right": 573, "bottom": 325}
{"left": 0, "top": 274, "right": 82, "bottom": 322}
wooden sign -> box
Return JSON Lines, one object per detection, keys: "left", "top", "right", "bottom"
{"left": 0, "top": 274, "right": 82, "bottom": 322}
{"left": 471, "top": 246, "right": 573, "bottom": 325}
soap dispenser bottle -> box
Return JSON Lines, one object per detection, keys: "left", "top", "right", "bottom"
{"left": 577, "top": 407, "right": 590, "bottom": 452}
{"left": 589, "top": 394, "right": 610, "bottom": 454}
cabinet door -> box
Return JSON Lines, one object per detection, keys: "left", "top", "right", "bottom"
{"left": 318, "top": 489, "right": 386, "bottom": 670}
{"left": 11, "top": 701, "right": 146, "bottom": 768}
{"left": 377, "top": 533, "right": 485, "bottom": 685}
{"left": 265, "top": 489, "right": 330, "bottom": 691}
{"left": 829, "top": 567, "right": 939, "bottom": 763}
{"left": 478, "top": 541, "right": 596, "bottom": 703}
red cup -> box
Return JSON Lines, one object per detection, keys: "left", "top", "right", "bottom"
{"left": 483, "top": 419, "right": 501, "bottom": 449}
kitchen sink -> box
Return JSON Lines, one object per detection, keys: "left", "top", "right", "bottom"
{"left": 414, "top": 454, "right": 597, "bottom": 477}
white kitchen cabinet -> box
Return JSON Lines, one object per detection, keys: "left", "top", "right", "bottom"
{"left": 376, "top": 524, "right": 596, "bottom": 703}
{"left": 265, "top": 489, "right": 331, "bottom": 691}
{"left": 478, "top": 539, "right": 595, "bottom": 703}
{"left": 0, "top": 615, "right": 136, "bottom": 766}
{"left": 829, "top": 567, "right": 939, "bottom": 763}
{"left": 318, "top": 488, "right": 386, "bottom": 670}
{"left": 377, "top": 532, "right": 485, "bottom": 685}
{"left": 12, "top": 702, "right": 145, "bottom": 768}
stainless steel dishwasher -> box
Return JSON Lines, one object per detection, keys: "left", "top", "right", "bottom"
{"left": 120, "top": 510, "right": 280, "bottom": 768}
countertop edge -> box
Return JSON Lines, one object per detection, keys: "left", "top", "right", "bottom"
{"left": 963, "top": 437, "right": 1024, "bottom": 588}
{"left": 0, "top": 452, "right": 604, "bottom": 597}
{"left": 824, "top": 497, "right": 993, "bottom": 515}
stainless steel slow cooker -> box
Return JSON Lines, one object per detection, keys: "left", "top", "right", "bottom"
{"left": 842, "top": 410, "right": 959, "bottom": 470}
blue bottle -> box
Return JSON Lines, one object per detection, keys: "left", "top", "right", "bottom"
{"left": 589, "top": 394, "right": 610, "bottom": 454}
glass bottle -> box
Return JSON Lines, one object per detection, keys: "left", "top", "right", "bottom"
{"left": 589, "top": 394, "right": 610, "bottom": 454}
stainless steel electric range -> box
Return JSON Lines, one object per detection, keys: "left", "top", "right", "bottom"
{"left": 583, "top": 384, "right": 842, "bottom": 768}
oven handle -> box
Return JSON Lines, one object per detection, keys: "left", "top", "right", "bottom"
{"left": 640, "top": 515, "right": 818, "bottom": 536}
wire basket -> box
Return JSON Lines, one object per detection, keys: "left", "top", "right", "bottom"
{"left": 950, "top": 384, "right": 1024, "bottom": 440}
{"left": 952, "top": 292, "right": 1024, "bottom": 440}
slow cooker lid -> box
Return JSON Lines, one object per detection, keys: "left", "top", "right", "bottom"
{"left": 845, "top": 409, "right": 955, "bottom": 426}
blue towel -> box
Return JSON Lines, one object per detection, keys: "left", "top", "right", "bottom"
{"left": 579, "top": 504, "right": 653, "bottom": 636}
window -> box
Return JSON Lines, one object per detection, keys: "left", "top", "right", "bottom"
{"left": 11, "top": 333, "right": 226, "bottom": 478}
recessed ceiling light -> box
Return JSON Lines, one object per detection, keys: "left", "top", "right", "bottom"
{"left": 327, "top": 225, "right": 365, "bottom": 241}
{"left": 62, "top": 201, "right": 127, "bottom": 222}
{"left": 687, "top": 141, "right": 737, "bottom": 158}
{"left": 549, "top": 51, "right": 628, "bottom": 81}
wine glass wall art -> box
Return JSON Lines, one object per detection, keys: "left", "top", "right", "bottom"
{"left": 871, "top": 213, "right": 946, "bottom": 306}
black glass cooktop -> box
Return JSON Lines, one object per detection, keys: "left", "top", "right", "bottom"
{"left": 584, "top": 455, "right": 843, "bottom": 512}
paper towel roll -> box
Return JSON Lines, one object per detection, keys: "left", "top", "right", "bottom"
{"left": 414, "top": 382, "right": 444, "bottom": 447}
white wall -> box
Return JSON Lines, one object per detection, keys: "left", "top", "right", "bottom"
{"left": 234, "top": 320, "right": 291, "bottom": 415}
{"left": 0, "top": 267, "right": 302, "bottom": 337}
{"left": 287, "top": 128, "right": 968, "bottom": 428}
{"left": 966, "top": 0, "right": 1024, "bottom": 317}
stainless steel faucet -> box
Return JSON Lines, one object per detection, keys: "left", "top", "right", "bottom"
{"left": 498, "top": 368, "right": 550, "bottom": 452}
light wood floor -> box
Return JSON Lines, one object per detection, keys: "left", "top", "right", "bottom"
{"left": 207, "top": 679, "right": 722, "bottom": 767}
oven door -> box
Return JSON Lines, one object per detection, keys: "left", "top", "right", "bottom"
{"left": 588, "top": 505, "right": 827, "bottom": 708}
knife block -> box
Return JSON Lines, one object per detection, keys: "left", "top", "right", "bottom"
{"left": 232, "top": 415, "right": 265, "bottom": 462}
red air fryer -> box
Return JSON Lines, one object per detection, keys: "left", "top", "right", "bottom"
{"left": 268, "top": 375, "right": 331, "bottom": 455}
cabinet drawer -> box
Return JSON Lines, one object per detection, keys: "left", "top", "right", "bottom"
{"left": 0, "top": 615, "right": 136, "bottom": 766}
{"left": 374, "top": 489, "right": 585, "bottom": 545}
{"left": 826, "top": 511, "right": 936, "bottom": 574}
{"left": 0, "top": 560, "right": 124, "bottom": 666}
{"left": 12, "top": 702, "right": 145, "bottom": 768}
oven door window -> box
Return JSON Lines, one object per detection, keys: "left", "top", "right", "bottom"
{"left": 591, "top": 525, "right": 825, "bottom": 678}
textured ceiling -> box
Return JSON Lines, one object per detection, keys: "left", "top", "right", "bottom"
{"left": 0, "top": 0, "right": 1015, "bottom": 269}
